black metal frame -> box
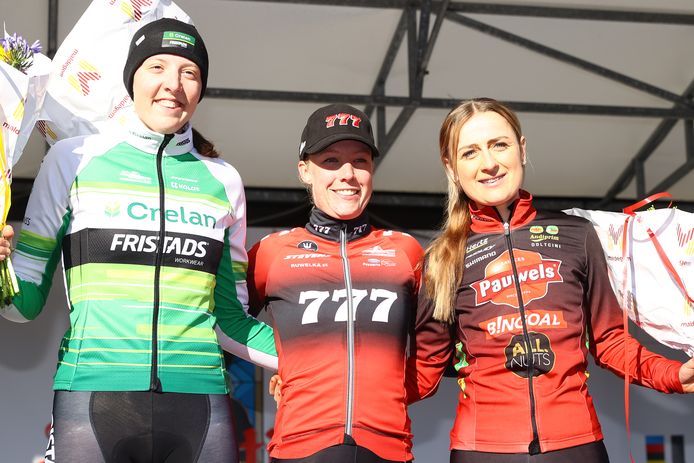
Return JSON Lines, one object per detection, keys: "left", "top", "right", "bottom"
{"left": 35, "top": 0, "right": 694, "bottom": 228}
{"left": 220, "top": 0, "right": 694, "bottom": 208}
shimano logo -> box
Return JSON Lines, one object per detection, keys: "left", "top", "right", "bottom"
{"left": 110, "top": 233, "right": 209, "bottom": 257}
{"left": 127, "top": 202, "right": 216, "bottom": 228}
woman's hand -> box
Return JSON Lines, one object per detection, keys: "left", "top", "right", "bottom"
{"left": 0, "top": 225, "right": 14, "bottom": 261}
{"left": 268, "top": 374, "right": 283, "bottom": 408}
{"left": 679, "top": 357, "right": 694, "bottom": 393}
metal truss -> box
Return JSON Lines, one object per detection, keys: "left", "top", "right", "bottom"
{"left": 219, "top": 0, "right": 694, "bottom": 209}
{"left": 37, "top": 0, "right": 694, "bottom": 228}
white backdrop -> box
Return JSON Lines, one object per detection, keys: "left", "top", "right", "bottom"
{"left": 1, "top": 224, "right": 692, "bottom": 462}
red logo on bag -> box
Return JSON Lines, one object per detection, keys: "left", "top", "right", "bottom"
{"left": 676, "top": 224, "right": 694, "bottom": 248}
{"left": 607, "top": 224, "right": 624, "bottom": 250}
{"left": 36, "top": 121, "right": 58, "bottom": 142}
{"left": 471, "top": 249, "right": 563, "bottom": 308}
{"left": 119, "top": 0, "right": 154, "bottom": 21}
{"left": 67, "top": 60, "right": 102, "bottom": 96}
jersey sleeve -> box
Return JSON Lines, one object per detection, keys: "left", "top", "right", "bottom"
{"left": 1, "top": 140, "right": 76, "bottom": 322}
{"left": 405, "top": 263, "right": 455, "bottom": 404}
{"left": 391, "top": 231, "right": 424, "bottom": 294}
{"left": 213, "top": 177, "right": 277, "bottom": 371}
{"left": 584, "top": 223, "right": 683, "bottom": 393}
{"left": 246, "top": 237, "right": 270, "bottom": 318}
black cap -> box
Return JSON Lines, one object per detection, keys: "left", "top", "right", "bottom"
{"left": 299, "top": 104, "right": 379, "bottom": 158}
{"left": 123, "top": 18, "right": 209, "bottom": 102}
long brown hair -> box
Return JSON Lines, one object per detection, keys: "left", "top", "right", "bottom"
{"left": 424, "top": 98, "right": 523, "bottom": 323}
{"left": 192, "top": 127, "right": 220, "bottom": 158}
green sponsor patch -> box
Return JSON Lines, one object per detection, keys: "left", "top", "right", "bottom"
{"left": 162, "top": 31, "right": 196, "bottom": 48}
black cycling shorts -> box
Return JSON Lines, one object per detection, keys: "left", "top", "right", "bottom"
{"left": 450, "top": 440, "right": 610, "bottom": 463}
{"left": 44, "top": 390, "right": 237, "bottom": 463}
{"left": 270, "top": 443, "right": 412, "bottom": 463}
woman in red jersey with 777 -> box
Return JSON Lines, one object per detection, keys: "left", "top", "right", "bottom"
{"left": 247, "top": 103, "right": 432, "bottom": 463}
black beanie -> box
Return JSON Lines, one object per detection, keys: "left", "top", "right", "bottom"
{"left": 123, "top": 18, "right": 209, "bottom": 102}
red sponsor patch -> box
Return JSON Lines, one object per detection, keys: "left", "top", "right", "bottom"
{"left": 471, "top": 249, "right": 563, "bottom": 308}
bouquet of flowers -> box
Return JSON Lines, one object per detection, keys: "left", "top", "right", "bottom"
{"left": 0, "top": 30, "right": 51, "bottom": 303}
{"left": 0, "top": 32, "right": 41, "bottom": 73}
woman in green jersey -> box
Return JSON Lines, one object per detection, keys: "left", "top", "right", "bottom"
{"left": 0, "top": 18, "right": 276, "bottom": 463}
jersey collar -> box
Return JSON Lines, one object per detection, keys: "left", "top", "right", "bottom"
{"left": 470, "top": 189, "right": 537, "bottom": 233}
{"left": 123, "top": 112, "right": 195, "bottom": 156}
{"left": 306, "top": 208, "right": 371, "bottom": 242}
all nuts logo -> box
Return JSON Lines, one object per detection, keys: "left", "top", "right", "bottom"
{"left": 505, "top": 332, "right": 555, "bottom": 377}
{"left": 67, "top": 60, "right": 102, "bottom": 96}
{"left": 471, "top": 249, "right": 563, "bottom": 308}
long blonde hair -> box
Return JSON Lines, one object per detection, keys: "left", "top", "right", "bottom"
{"left": 424, "top": 98, "right": 523, "bottom": 323}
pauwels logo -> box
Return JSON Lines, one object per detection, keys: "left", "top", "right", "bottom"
{"left": 67, "top": 60, "right": 102, "bottom": 96}
{"left": 471, "top": 249, "right": 563, "bottom": 308}
{"left": 116, "top": 0, "right": 154, "bottom": 21}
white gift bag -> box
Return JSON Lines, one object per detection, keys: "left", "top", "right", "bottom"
{"left": 0, "top": 53, "right": 52, "bottom": 167}
{"left": 565, "top": 198, "right": 694, "bottom": 356}
{"left": 39, "top": 0, "right": 191, "bottom": 144}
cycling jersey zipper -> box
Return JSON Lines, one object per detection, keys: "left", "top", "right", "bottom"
{"left": 339, "top": 225, "right": 356, "bottom": 438}
{"left": 150, "top": 133, "right": 173, "bottom": 392}
{"left": 502, "top": 220, "right": 541, "bottom": 455}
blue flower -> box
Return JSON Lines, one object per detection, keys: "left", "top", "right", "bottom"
{"left": 0, "top": 31, "right": 42, "bottom": 73}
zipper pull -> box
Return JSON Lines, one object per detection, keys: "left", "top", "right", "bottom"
{"left": 503, "top": 221, "right": 510, "bottom": 236}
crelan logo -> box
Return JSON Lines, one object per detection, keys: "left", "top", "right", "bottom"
{"left": 67, "top": 60, "right": 102, "bottom": 96}
{"left": 104, "top": 202, "right": 121, "bottom": 218}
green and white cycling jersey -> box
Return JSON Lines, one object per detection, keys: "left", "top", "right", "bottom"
{"left": 1, "top": 118, "right": 277, "bottom": 394}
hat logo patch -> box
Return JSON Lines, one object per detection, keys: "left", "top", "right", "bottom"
{"left": 162, "top": 31, "right": 196, "bottom": 49}
{"left": 325, "top": 113, "right": 361, "bottom": 128}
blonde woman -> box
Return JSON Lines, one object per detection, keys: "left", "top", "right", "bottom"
{"left": 409, "top": 98, "right": 694, "bottom": 463}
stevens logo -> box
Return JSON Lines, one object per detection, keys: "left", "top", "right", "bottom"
{"left": 471, "top": 249, "right": 563, "bottom": 308}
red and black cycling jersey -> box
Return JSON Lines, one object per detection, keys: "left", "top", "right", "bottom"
{"left": 248, "top": 208, "right": 423, "bottom": 461}
{"left": 410, "top": 191, "right": 683, "bottom": 454}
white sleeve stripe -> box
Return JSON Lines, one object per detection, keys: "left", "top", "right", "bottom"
{"left": 214, "top": 325, "right": 278, "bottom": 371}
